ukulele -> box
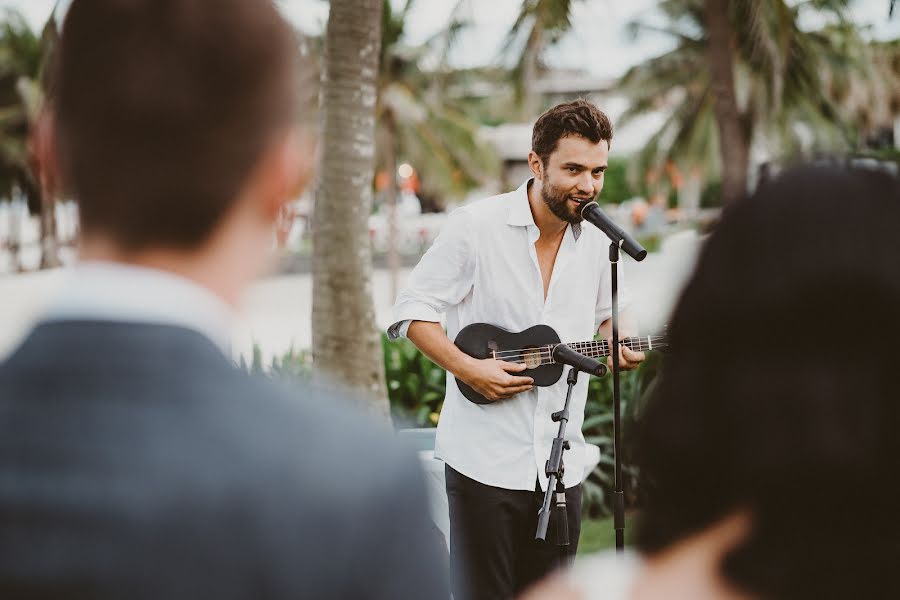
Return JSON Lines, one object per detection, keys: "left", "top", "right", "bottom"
{"left": 453, "top": 322, "right": 667, "bottom": 405}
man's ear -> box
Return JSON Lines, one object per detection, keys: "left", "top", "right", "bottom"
{"left": 527, "top": 150, "right": 544, "bottom": 181}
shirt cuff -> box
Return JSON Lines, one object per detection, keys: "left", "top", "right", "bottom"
{"left": 386, "top": 320, "right": 412, "bottom": 340}
{"left": 387, "top": 302, "right": 444, "bottom": 340}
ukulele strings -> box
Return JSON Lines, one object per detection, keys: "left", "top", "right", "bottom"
{"left": 490, "top": 337, "right": 667, "bottom": 363}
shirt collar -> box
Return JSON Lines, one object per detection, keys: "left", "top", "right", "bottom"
{"left": 43, "top": 261, "right": 236, "bottom": 354}
{"left": 506, "top": 179, "right": 537, "bottom": 227}
{"left": 507, "top": 178, "right": 582, "bottom": 240}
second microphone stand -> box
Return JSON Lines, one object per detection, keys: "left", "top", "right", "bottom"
{"left": 533, "top": 242, "right": 633, "bottom": 555}
{"left": 535, "top": 366, "right": 580, "bottom": 555}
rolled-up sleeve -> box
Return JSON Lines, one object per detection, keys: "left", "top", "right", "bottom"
{"left": 387, "top": 208, "right": 475, "bottom": 340}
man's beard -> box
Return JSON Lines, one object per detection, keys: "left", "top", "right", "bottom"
{"left": 541, "top": 180, "right": 589, "bottom": 224}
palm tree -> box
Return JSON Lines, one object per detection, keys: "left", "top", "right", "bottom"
{"left": 619, "top": 0, "right": 858, "bottom": 204}
{"left": 502, "top": 0, "right": 579, "bottom": 119}
{"left": 0, "top": 10, "right": 59, "bottom": 270}
{"left": 704, "top": 0, "right": 747, "bottom": 205}
{"left": 312, "top": 0, "right": 389, "bottom": 418}
{"left": 376, "top": 0, "right": 495, "bottom": 301}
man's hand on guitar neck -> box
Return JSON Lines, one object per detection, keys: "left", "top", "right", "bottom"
{"left": 606, "top": 338, "right": 645, "bottom": 371}
{"left": 598, "top": 315, "right": 645, "bottom": 371}
{"left": 458, "top": 358, "right": 534, "bottom": 403}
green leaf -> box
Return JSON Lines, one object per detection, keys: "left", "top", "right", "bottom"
{"left": 582, "top": 413, "right": 614, "bottom": 430}
{"left": 585, "top": 435, "right": 613, "bottom": 446}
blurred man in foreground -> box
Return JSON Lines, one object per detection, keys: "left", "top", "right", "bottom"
{"left": 522, "top": 164, "right": 900, "bottom": 600}
{"left": 0, "top": 1, "right": 446, "bottom": 598}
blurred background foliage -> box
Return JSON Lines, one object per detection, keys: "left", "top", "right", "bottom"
{"left": 0, "top": 8, "right": 60, "bottom": 270}
{"left": 3, "top": 1, "right": 898, "bottom": 273}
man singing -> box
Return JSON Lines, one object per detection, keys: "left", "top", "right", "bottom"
{"left": 389, "top": 99, "right": 644, "bottom": 600}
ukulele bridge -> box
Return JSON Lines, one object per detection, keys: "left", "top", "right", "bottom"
{"left": 521, "top": 347, "right": 543, "bottom": 369}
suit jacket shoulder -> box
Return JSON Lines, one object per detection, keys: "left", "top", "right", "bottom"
{"left": 0, "top": 321, "right": 447, "bottom": 599}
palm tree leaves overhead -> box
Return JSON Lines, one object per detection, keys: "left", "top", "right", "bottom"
{"left": 617, "top": 43, "right": 707, "bottom": 125}
{"left": 812, "top": 30, "right": 900, "bottom": 146}
{"left": 619, "top": 0, "right": 871, "bottom": 191}
{"left": 735, "top": 0, "right": 850, "bottom": 120}
{"left": 0, "top": 8, "right": 62, "bottom": 270}
{"left": 0, "top": 10, "right": 44, "bottom": 205}
{"left": 376, "top": 0, "right": 495, "bottom": 201}
{"left": 503, "top": 0, "right": 577, "bottom": 67}
{"left": 502, "top": 0, "right": 579, "bottom": 117}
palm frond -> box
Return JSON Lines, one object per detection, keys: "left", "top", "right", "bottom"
{"left": 499, "top": 0, "right": 578, "bottom": 110}
{"left": 619, "top": 0, "right": 882, "bottom": 191}
{"left": 376, "top": 7, "right": 496, "bottom": 202}
{"left": 625, "top": 19, "right": 702, "bottom": 46}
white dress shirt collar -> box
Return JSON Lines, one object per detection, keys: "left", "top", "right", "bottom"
{"left": 43, "top": 261, "right": 236, "bottom": 354}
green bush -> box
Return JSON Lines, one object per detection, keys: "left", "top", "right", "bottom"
{"left": 381, "top": 333, "right": 445, "bottom": 428}
{"left": 598, "top": 158, "right": 636, "bottom": 205}
{"left": 237, "top": 344, "right": 313, "bottom": 381}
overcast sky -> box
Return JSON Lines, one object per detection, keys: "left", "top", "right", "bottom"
{"left": 1, "top": 0, "right": 896, "bottom": 79}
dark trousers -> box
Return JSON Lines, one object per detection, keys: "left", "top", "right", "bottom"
{"left": 444, "top": 465, "right": 582, "bottom": 600}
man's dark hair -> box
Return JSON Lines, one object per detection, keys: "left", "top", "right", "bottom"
{"left": 531, "top": 99, "right": 612, "bottom": 165}
{"left": 55, "top": 0, "right": 299, "bottom": 251}
{"left": 635, "top": 165, "right": 900, "bottom": 599}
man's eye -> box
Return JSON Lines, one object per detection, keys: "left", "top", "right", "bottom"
{"left": 568, "top": 167, "right": 578, "bottom": 173}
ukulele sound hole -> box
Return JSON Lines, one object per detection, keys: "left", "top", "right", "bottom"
{"left": 522, "top": 347, "right": 542, "bottom": 369}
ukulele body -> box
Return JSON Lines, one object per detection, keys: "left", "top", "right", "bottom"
{"left": 453, "top": 323, "right": 564, "bottom": 405}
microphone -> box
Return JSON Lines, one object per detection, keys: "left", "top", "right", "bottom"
{"left": 552, "top": 344, "right": 608, "bottom": 377}
{"left": 579, "top": 201, "right": 647, "bottom": 261}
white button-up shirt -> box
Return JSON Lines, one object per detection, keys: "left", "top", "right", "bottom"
{"left": 389, "top": 180, "right": 629, "bottom": 491}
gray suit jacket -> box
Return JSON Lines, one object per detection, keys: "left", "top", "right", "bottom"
{"left": 0, "top": 321, "right": 447, "bottom": 599}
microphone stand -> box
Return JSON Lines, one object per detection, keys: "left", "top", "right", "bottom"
{"left": 578, "top": 200, "right": 646, "bottom": 554}
{"left": 609, "top": 241, "right": 625, "bottom": 553}
{"left": 535, "top": 366, "right": 579, "bottom": 561}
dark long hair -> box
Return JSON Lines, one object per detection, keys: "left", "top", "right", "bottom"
{"left": 635, "top": 164, "right": 900, "bottom": 599}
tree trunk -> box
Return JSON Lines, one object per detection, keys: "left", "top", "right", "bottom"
{"left": 521, "top": 25, "right": 543, "bottom": 120}
{"left": 705, "top": 0, "right": 748, "bottom": 204}
{"left": 3, "top": 199, "right": 22, "bottom": 273}
{"left": 32, "top": 182, "right": 60, "bottom": 269}
{"left": 30, "top": 108, "right": 60, "bottom": 269}
{"left": 313, "top": 0, "right": 390, "bottom": 420}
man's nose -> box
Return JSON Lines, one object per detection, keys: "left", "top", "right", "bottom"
{"left": 576, "top": 172, "right": 594, "bottom": 194}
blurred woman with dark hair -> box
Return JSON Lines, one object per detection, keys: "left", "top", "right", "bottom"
{"left": 522, "top": 164, "right": 900, "bottom": 600}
